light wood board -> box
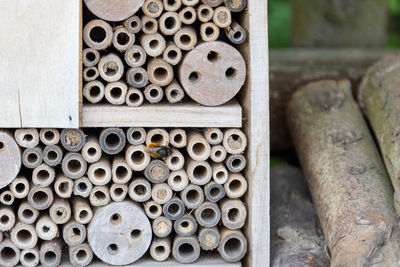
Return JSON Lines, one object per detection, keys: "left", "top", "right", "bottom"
{"left": 82, "top": 100, "right": 242, "bottom": 128}
{"left": 0, "top": 0, "right": 81, "bottom": 128}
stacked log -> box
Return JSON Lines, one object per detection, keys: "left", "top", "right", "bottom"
{"left": 0, "top": 127, "right": 248, "bottom": 266}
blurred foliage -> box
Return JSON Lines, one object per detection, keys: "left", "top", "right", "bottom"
{"left": 389, "top": 0, "right": 400, "bottom": 47}
{"left": 270, "top": 156, "right": 287, "bottom": 167}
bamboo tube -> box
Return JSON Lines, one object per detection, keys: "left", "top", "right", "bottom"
{"left": 145, "top": 160, "right": 170, "bottom": 183}
{"left": 32, "top": 164, "right": 55, "bottom": 187}
{"left": 27, "top": 186, "right": 54, "bottom": 210}
{"left": 11, "top": 222, "right": 38, "bottom": 249}
{"left": 223, "top": 129, "right": 247, "bottom": 154}
{"left": 179, "top": 7, "right": 196, "bottom": 25}
{"left": 146, "top": 128, "right": 169, "bottom": 145}
{"left": 112, "top": 157, "right": 132, "bottom": 184}
{"left": 180, "top": 184, "right": 204, "bottom": 209}
{"left": 0, "top": 190, "right": 14, "bottom": 205}
{"left": 174, "top": 27, "right": 197, "bottom": 50}
{"left": 203, "top": 128, "right": 223, "bottom": 145}
{"left": 152, "top": 216, "right": 173, "bottom": 237}
{"left": 163, "top": 45, "right": 182, "bottom": 66}
{"left": 98, "top": 54, "right": 125, "bottom": 82}
{"left": 87, "top": 201, "right": 152, "bottom": 265}
{"left": 15, "top": 129, "right": 39, "bottom": 149}
{"left": 204, "top": 181, "right": 225, "bottom": 202}
{"left": 172, "top": 236, "right": 200, "bottom": 263}
{"left": 83, "top": 67, "right": 99, "bottom": 82}
{"left": 147, "top": 59, "right": 174, "bottom": 86}
{"left": 169, "top": 129, "right": 187, "bottom": 148}
{"left": 174, "top": 214, "right": 198, "bottom": 237}
{"left": 22, "top": 147, "right": 42, "bottom": 169}
{"left": 163, "top": 0, "right": 181, "bottom": 11}
{"left": 213, "top": 6, "right": 231, "bottom": 28}
{"left": 168, "top": 169, "right": 189, "bottom": 191}
{"left": 287, "top": 79, "right": 400, "bottom": 266}
{"left": 43, "top": 145, "right": 63, "bottom": 167}
{"left": 182, "top": 0, "right": 199, "bottom": 5}
{"left": 210, "top": 145, "right": 227, "bottom": 163}
{"left": 224, "top": 173, "right": 247, "bottom": 198}
{"left": 81, "top": 136, "right": 102, "bottom": 164}
{"left": 186, "top": 131, "right": 211, "bottom": 161}
{"left": 84, "top": 0, "right": 146, "bottom": 21}
{"left": 150, "top": 238, "right": 171, "bottom": 262}
{"left": 63, "top": 220, "right": 87, "bottom": 246}
{"left": 82, "top": 48, "right": 100, "bottom": 67}
{"left": 226, "top": 21, "right": 246, "bottom": 44}
{"left": 39, "top": 129, "right": 60, "bottom": 146}
{"left": 73, "top": 177, "right": 93, "bottom": 198}
{"left": 113, "top": 27, "right": 135, "bottom": 52}
{"left": 194, "top": 201, "right": 221, "bottom": 227}
{"left": 69, "top": 243, "right": 93, "bottom": 267}
{"left": 39, "top": 240, "right": 62, "bottom": 267}
{"left": 126, "top": 145, "right": 151, "bottom": 171}
{"left": 110, "top": 184, "right": 128, "bottom": 202}
{"left": 99, "top": 128, "right": 127, "bottom": 155}
{"left": 62, "top": 153, "right": 88, "bottom": 179}
{"left": 83, "top": 19, "right": 113, "bottom": 50}
{"left": 20, "top": 247, "right": 40, "bottom": 267}
{"left": 218, "top": 229, "right": 247, "bottom": 262}
{"left": 186, "top": 160, "right": 212, "bottom": 185}
{"left": 220, "top": 199, "right": 246, "bottom": 229}
{"left": 152, "top": 183, "right": 173, "bottom": 204}
{"left": 225, "top": 154, "right": 246, "bottom": 173}
{"left": 35, "top": 215, "right": 58, "bottom": 241}
{"left": 128, "top": 178, "right": 152, "bottom": 202}
{"left": 49, "top": 198, "right": 72, "bottom": 224}
{"left": 127, "top": 128, "right": 147, "bottom": 145}
{"left": 198, "top": 227, "right": 220, "bottom": 250}
{"left": 126, "top": 88, "right": 144, "bottom": 106}
{"left": 178, "top": 41, "right": 246, "bottom": 106}
{"left": 124, "top": 16, "right": 142, "bottom": 34}
{"left": 165, "top": 148, "right": 184, "bottom": 171}
{"left": 200, "top": 22, "right": 220, "bottom": 42}
{"left": 0, "top": 238, "right": 20, "bottom": 267}
{"left": 201, "top": 0, "right": 223, "bottom": 7}
{"left": 54, "top": 175, "right": 73, "bottom": 198}
{"left": 142, "top": 0, "right": 164, "bottom": 18}
{"left": 198, "top": 4, "right": 214, "bottom": 22}
{"left": 83, "top": 80, "right": 105, "bottom": 104}
{"left": 61, "top": 129, "right": 86, "bottom": 152}
{"left": 17, "top": 201, "right": 39, "bottom": 224}
{"left": 89, "top": 186, "right": 111, "bottom": 207}
{"left": 144, "top": 84, "right": 164, "bottom": 103}
{"left": 0, "top": 207, "right": 15, "bottom": 231}
{"left": 126, "top": 67, "right": 148, "bottom": 88}
{"left": 163, "top": 197, "right": 185, "bottom": 220}
{"left": 10, "top": 176, "right": 29, "bottom": 199}
{"left": 105, "top": 81, "right": 128, "bottom": 105}
{"left": 72, "top": 197, "right": 94, "bottom": 225}
{"left": 144, "top": 200, "right": 163, "bottom": 219}
{"left": 224, "top": 0, "right": 246, "bottom": 12}
{"left": 141, "top": 15, "right": 158, "bottom": 35}
{"left": 141, "top": 33, "right": 166, "bottom": 57}
{"left": 125, "top": 45, "right": 147, "bottom": 67}
{"left": 165, "top": 81, "right": 185, "bottom": 103}
{"left": 159, "top": 12, "right": 181, "bottom": 36}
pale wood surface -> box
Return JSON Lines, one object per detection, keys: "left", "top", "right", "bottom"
{"left": 0, "top": 0, "right": 80, "bottom": 128}
{"left": 82, "top": 100, "right": 242, "bottom": 128}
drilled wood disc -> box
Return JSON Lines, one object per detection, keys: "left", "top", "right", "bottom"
{"left": 0, "top": 131, "right": 21, "bottom": 189}
{"left": 84, "top": 0, "right": 145, "bottom": 21}
{"left": 178, "top": 41, "right": 246, "bottom": 106}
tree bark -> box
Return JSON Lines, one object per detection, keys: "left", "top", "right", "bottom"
{"left": 287, "top": 79, "right": 400, "bottom": 267}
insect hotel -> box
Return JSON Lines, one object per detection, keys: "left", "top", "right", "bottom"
{"left": 0, "top": 0, "right": 269, "bottom": 266}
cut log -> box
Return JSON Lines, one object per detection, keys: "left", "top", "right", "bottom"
{"left": 0, "top": 130, "right": 21, "bottom": 189}
{"left": 84, "top": 0, "right": 145, "bottom": 21}
{"left": 287, "top": 79, "right": 400, "bottom": 266}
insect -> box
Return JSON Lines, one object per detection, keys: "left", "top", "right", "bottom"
{"left": 145, "top": 143, "right": 172, "bottom": 158}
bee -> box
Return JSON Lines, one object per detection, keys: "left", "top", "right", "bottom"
{"left": 145, "top": 143, "right": 172, "bottom": 158}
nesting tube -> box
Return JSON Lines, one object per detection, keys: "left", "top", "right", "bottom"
{"left": 163, "top": 0, "right": 181, "bottom": 11}
{"left": 186, "top": 160, "right": 212, "bottom": 185}
{"left": 141, "top": 15, "right": 158, "bottom": 34}
{"left": 110, "top": 184, "right": 128, "bottom": 202}
{"left": 174, "top": 27, "right": 197, "bottom": 51}
{"left": 82, "top": 48, "right": 100, "bottom": 67}
{"left": 99, "top": 128, "right": 127, "bottom": 155}
{"left": 200, "top": 22, "right": 220, "bottom": 42}
{"left": 62, "top": 153, "right": 88, "bottom": 179}
{"left": 223, "top": 129, "right": 247, "bottom": 154}
{"left": 203, "top": 128, "right": 223, "bottom": 145}
{"left": 126, "top": 145, "right": 151, "bottom": 171}
{"left": 39, "top": 240, "right": 62, "bottom": 267}
{"left": 0, "top": 207, "right": 16, "bottom": 231}
{"left": 224, "top": 173, "right": 247, "bottom": 198}
{"left": 88, "top": 158, "right": 112, "bottom": 185}
{"left": 212, "top": 163, "right": 229, "bottom": 184}
{"left": 69, "top": 243, "right": 93, "bottom": 267}
{"left": 152, "top": 183, "right": 173, "bottom": 204}
{"left": 0, "top": 238, "right": 20, "bottom": 267}
{"left": 98, "top": 54, "right": 124, "bottom": 82}
{"left": 146, "top": 128, "right": 169, "bottom": 145}
{"left": 63, "top": 220, "right": 87, "bottom": 246}
{"left": 210, "top": 145, "right": 227, "bottom": 163}
{"left": 126, "top": 88, "right": 144, "bottom": 106}
{"left": 81, "top": 136, "right": 102, "bottom": 164}
{"left": 179, "top": 7, "right": 197, "bottom": 25}
{"left": 150, "top": 238, "right": 171, "bottom": 262}
{"left": 22, "top": 147, "right": 42, "bottom": 169}
{"left": 165, "top": 81, "right": 185, "bottom": 103}
{"left": 186, "top": 131, "right": 211, "bottom": 161}
{"left": 182, "top": 0, "right": 199, "bottom": 5}
{"left": 20, "top": 247, "right": 40, "bottom": 267}
{"left": 43, "top": 145, "right": 63, "bottom": 167}
{"left": 169, "top": 129, "right": 187, "bottom": 148}
{"left": 141, "top": 33, "right": 166, "bottom": 57}
{"left": 225, "top": 154, "right": 246, "bottom": 173}
{"left": 224, "top": 0, "right": 246, "bottom": 12}
{"left": 61, "top": 129, "right": 86, "bottom": 152}
{"left": 127, "top": 128, "right": 147, "bottom": 145}
{"left": 11, "top": 222, "right": 38, "bottom": 249}
{"left": 83, "top": 19, "right": 113, "bottom": 50}
{"left": 165, "top": 149, "right": 185, "bottom": 171}
{"left": 0, "top": 190, "right": 14, "bottom": 206}
{"left": 14, "top": 129, "right": 39, "bottom": 149}
{"left": 204, "top": 181, "right": 225, "bottom": 202}
{"left": 49, "top": 198, "right": 72, "bottom": 224}
{"left": 32, "top": 164, "right": 55, "bottom": 187}
{"left": 124, "top": 16, "right": 142, "bottom": 33}
{"left": 159, "top": 12, "right": 181, "bottom": 36}
{"left": 163, "top": 44, "right": 182, "bottom": 66}
{"left": 39, "top": 129, "right": 60, "bottom": 146}
{"left": 194, "top": 201, "right": 221, "bottom": 227}
{"left": 83, "top": 80, "right": 105, "bottom": 104}
{"left": 163, "top": 197, "right": 185, "bottom": 220}
{"left": 27, "top": 186, "right": 54, "bottom": 210}
{"left": 198, "top": 4, "right": 214, "bottom": 22}
{"left": 145, "top": 160, "right": 170, "bottom": 183}
{"left": 126, "top": 67, "right": 148, "bottom": 88}
{"left": 153, "top": 216, "right": 173, "bottom": 238}
{"left": 220, "top": 199, "right": 247, "bottom": 229}
{"left": 128, "top": 178, "right": 152, "bottom": 202}
{"left": 35, "top": 215, "right": 58, "bottom": 241}
{"left": 144, "top": 200, "right": 163, "bottom": 219}
{"left": 181, "top": 184, "right": 204, "bottom": 209}
{"left": 218, "top": 229, "right": 247, "bottom": 262}
{"left": 54, "top": 175, "right": 73, "bottom": 198}
{"left": 10, "top": 177, "right": 29, "bottom": 199}
{"left": 142, "top": 0, "right": 164, "bottom": 18}
{"left": 89, "top": 186, "right": 111, "bottom": 207}
{"left": 213, "top": 6, "right": 232, "bottom": 28}
{"left": 83, "top": 67, "right": 99, "bottom": 82}
{"left": 174, "top": 214, "right": 198, "bottom": 237}
{"left": 112, "top": 157, "right": 132, "bottom": 184}
{"left": 125, "top": 45, "right": 147, "bottom": 67}
{"left": 198, "top": 227, "right": 220, "bottom": 250}
{"left": 226, "top": 21, "right": 247, "bottom": 44}
{"left": 144, "top": 84, "right": 164, "bottom": 103}
{"left": 172, "top": 236, "right": 201, "bottom": 264}
{"left": 112, "top": 27, "right": 135, "bottom": 52}
{"left": 147, "top": 58, "right": 174, "bottom": 86}
{"left": 105, "top": 82, "right": 128, "bottom": 105}
{"left": 17, "top": 201, "right": 39, "bottom": 224}
{"left": 168, "top": 170, "right": 189, "bottom": 192}
{"left": 72, "top": 197, "right": 94, "bottom": 225}
{"left": 73, "top": 177, "right": 93, "bottom": 198}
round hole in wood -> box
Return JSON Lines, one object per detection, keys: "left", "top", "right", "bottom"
{"left": 107, "top": 244, "right": 119, "bottom": 255}
{"left": 110, "top": 213, "right": 122, "bottom": 225}
{"left": 189, "top": 72, "right": 200, "bottom": 82}
{"left": 225, "top": 67, "right": 237, "bottom": 79}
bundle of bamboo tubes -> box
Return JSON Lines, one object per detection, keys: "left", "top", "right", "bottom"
{"left": 0, "top": 127, "right": 248, "bottom": 266}
{"left": 82, "top": 0, "right": 247, "bottom": 107}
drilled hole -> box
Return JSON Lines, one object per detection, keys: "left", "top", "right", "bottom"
{"left": 131, "top": 229, "right": 141, "bottom": 239}
{"left": 189, "top": 72, "right": 200, "bottom": 82}
{"left": 225, "top": 67, "right": 237, "bottom": 79}
{"left": 110, "top": 213, "right": 121, "bottom": 225}
{"left": 207, "top": 51, "right": 219, "bottom": 62}
{"left": 107, "top": 244, "right": 118, "bottom": 255}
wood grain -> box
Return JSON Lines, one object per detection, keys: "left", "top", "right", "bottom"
{"left": 84, "top": 0, "right": 145, "bottom": 21}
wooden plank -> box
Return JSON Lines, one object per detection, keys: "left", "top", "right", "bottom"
{"left": 270, "top": 48, "right": 395, "bottom": 151}
{"left": 82, "top": 100, "right": 242, "bottom": 128}
{"left": 0, "top": 0, "right": 80, "bottom": 128}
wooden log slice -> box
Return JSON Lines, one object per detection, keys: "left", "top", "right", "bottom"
{"left": 0, "top": 130, "right": 21, "bottom": 189}
{"left": 84, "top": 0, "right": 146, "bottom": 22}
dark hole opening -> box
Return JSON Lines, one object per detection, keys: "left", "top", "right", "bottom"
{"left": 89, "top": 26, "right": 106, "bottom": 43}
